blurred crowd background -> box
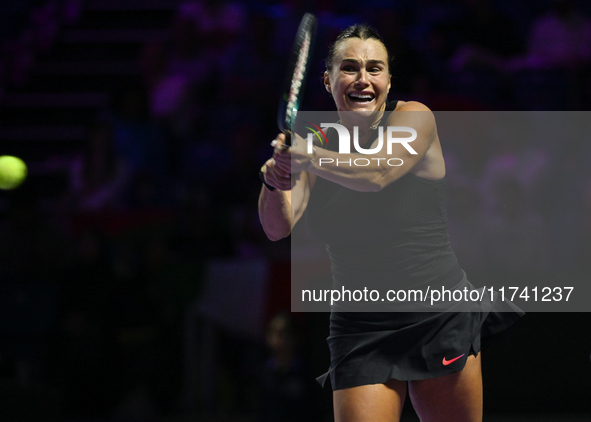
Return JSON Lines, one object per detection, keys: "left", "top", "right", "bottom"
{"left": 0, "top": 0, "right": 590, "bottom": 421}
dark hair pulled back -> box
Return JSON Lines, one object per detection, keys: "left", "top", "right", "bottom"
{"left": 325, "top": 24, "right": 392, "bottom": 74}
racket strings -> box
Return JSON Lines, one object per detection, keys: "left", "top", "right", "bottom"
{"left": 286, "top": 32, "right": 311, "bottom": 126}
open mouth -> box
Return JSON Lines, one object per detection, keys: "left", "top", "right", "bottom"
{"left": 347, "top": 92, "right": 375, "bottom": 103}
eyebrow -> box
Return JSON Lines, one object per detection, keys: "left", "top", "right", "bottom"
{"left": 341, "top": 59, "right": 386, "bottom": 66}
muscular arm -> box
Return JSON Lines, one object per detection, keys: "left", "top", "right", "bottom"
{"left": 258, "top": 183, "right": 292, "bottom": 241}
{"left": 279, "top": 102, "right": 438, "bottom": 192}
{"left": 258, "top": 136, "right": 316, "bottom": 241}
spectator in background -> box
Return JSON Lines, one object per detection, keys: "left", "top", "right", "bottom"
{"left": 69, "top": 122, "right": 133, "bottom": 210}
{"left": 418, "top": 22, "right": 456, "bottom": 93}
{"left": 142, "top": 0, "right": 248, "bottom": 187}
{"left": 178, "top": 0, "right": 245, "bottom": 58}
{"left": 450, "top": 0, "right": 591, "bottom": 72}
{"left": 451, "top": 0, "right": 521, "bottom": 61}
{"left": 477, "top": 135, "right": 549, "bottom": 215}
{"left": 0, "top": 0, "right": 83, "bottom": 90}
{"left": 143, "top": 9, "right": 213, "bottom": 142}
{"left": 260, "top": 312, "right": 320, "bottom": 422}
{"left": 266, "top": 0, "right": 306, "bottom": 62}
{"left": 65, "top": 94, "right": 168, "bottom": 212}
{"left": 145, "top": 0, "right": 246, "bottom": 138}
{"left": 482, "top": 178, "right": 551, "bottom": 274}
{"left": 238, "top": 10, "right": 282, "bottom": 120}
{"left": 109, "top": 83, "right": 169, "bottom": 206}
{"left": 520, "top": 0, "right": 591, "bottom": 71}
{"left": 373, "top": 8, "right": 427, "bottom": 95}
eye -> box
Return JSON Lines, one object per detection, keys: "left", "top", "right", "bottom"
{"left": 342, "top": 65, "right": 356, "bottom": 72}
{"left": 369, "top": 67, "right": 382, "bottom": 74}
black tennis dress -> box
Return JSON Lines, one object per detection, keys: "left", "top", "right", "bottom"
{"left": 306, "top": 101, "right": 524, "bottom": 390}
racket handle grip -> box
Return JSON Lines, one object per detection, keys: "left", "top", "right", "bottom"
{"left": 283, "top": 130, "right": 292, "bottom": 147}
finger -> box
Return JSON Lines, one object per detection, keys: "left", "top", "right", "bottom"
{"left": 273, "top": 133, "right": 292, "bottom": 152}
{"left": 267, "top": 162, "right": 291, "bottom": 180}
{"left": 260, "top": 159, "right": 274, "bottom": 176}
{"left": 265, "top": 168, "right": 291, "bottom": 190}
{"left": 274, "top": 143, "right": 290, "bottom": 155}
{"left": 273, "top": 156, "right": 291, "bottom": 173}
{"left": 263, "top": 168, "right": 279, "bottom": 188}
{"left": 273, "top": 148, "right": 291, "bottom": 164}
{"left": 263, "top": 158, "right": 275, "bottom": 170}
{"left": 271, "top": 132, "right": 287, "bottom": 147}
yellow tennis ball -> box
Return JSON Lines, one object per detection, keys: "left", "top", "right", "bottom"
{"left": 0, "top": 155, "right": 28, "bottom": 190}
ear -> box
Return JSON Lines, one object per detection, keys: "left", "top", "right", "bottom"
{"left": 388, "top": 74, "right": 392, "bottom": 92}
{"left": 324, "top": 71, "right": 331, "bottom": 93}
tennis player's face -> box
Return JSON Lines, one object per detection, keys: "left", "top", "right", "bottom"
{"left": 326, "top": 38, "right": 391, "bottom": 113}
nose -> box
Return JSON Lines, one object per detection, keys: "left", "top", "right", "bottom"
{"left": 355, "top": 69, "right": 369, "bottom": 86}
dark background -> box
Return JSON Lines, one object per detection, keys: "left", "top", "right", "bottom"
{"left": 0, "top": 0, "right": 590, "bottom": 421}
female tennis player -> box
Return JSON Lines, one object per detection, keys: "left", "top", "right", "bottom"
{"left": 258, "top": 24, "right": 522, "bottom": 422}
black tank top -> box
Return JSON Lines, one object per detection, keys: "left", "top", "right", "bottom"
{"left": 305, "top": 101, "right": 463, "bottom": 291}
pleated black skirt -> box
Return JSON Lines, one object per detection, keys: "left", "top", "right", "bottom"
{"left": 317, "top": 273, "right": 524, "bottom": 390}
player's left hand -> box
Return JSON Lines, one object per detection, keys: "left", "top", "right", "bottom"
{"left": 273, "top": 132, "right": 313, "bottom": 174}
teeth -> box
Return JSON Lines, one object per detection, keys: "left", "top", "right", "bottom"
{"left": 348, "top": 93, "right": 374, "bottom": 100}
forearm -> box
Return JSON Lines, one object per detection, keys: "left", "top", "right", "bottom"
{"left": 307, "top": 147, "right": 399, "bottom": 192}
{"left": 291, "top": 102, "right": 435, "bottom": 191}
{"left": 258, "top": 186, "right": 292, "bottom": 241}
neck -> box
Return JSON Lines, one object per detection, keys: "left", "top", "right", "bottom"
{"left": 338, "top": 103, "right": 386, "bottom": 145}
{"left": 338, "top": 102, "right": 387, "bottom": 131}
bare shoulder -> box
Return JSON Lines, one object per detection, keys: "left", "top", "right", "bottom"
{"left": 394, "top": 100, "right": 431, "bottom": 112}
{"left": 393, "top": 101, "right": 443, "bottom": 179}
{"left": 389, "top": 100, "right": 435, "bottom": 129}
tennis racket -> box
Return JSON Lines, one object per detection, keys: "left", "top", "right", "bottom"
{"left": 260, "top": 13, "right": 317, "bottom": 191}
{"left": 277, "top": 12, "right": 318, "bottom": 147}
